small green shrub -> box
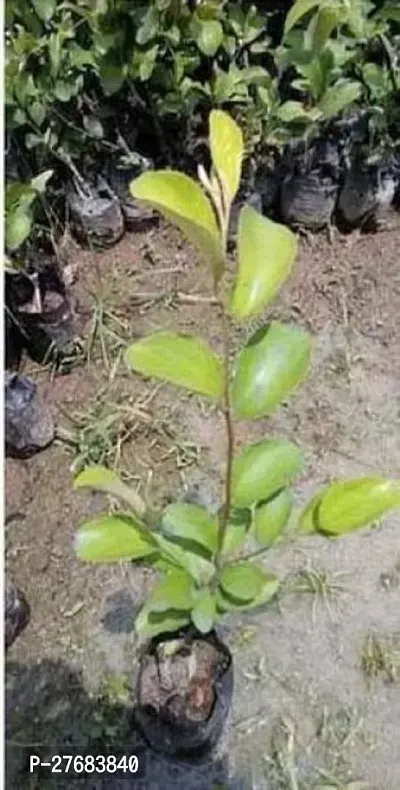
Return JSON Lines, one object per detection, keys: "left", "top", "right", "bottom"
{"left": 73, "top": 109, "right": 400, "bottom": 644}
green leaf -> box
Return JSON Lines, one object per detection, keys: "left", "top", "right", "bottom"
{"left": 241, "top": 66, "right": 272, "bottom": 86}
{"left": 191, "top": 591, "right": 216, "bottom": 633}
{"left": 209, "top": 109, "right": 243, "bottom": 206}
{"left": 83, "top": 116, "right": 104, "bottom": 139}
{"left": 13, "top": 109, "right": 28, "bottom": 127}
{"left": 162, "top": 503, "right": 217, "bottom": 555}
{"left": 212, "top": 65, "right": 249, "bottom": 104}
{"left": 232, "top": 439, "right": 303, "bottom": 508}
{"left": 284, "top": 0, "right": 320, "bottom": 35}
{"left": 254, "top": 489, "right": 294, "bottom": 547}
{"left": 99, "top": 60, "right": 125, "bottom": 95}
{"left": 130, "top": 171, "right": 223, "bottom": 278}
{"left": 197, "top": 20, "right": 223, "bottom": 56}
{"left": 315, "top": 477, "right": 400, "bottom": 536}
{"left": 220, "top": 562, "right": 265, "bottom": 601}
{"left": 379, "top": 4, "right": 400, "bottom": 22}
{"left": 312, "top": 7, "right": 341, "bottom": 51}
{"left": 230, "top": 206, "right": 298, "bottom": 321}
{"left": 218, "top": 571, "right": 280, "bottom": 611}
{"left": 29, "top": 101, "right": 46, "bottom": 127}
{"left": 146, "top": 570, "right": 194, "bottom": 613}
{"left": 135, "top": 605, "right": 190, "bottom": 644}
{"left": 25, "top": 133, "right": 42, "bottom": 149}
{"left": 6, "top": 210, "right": 32, "bottom": 251}
{"left": 277, "top": 100, "right": 319, "bottom": 122}
{"left": 362, "top": 63, "right": 387, "bottom": 98}
{"left": 75, "top": 514, "right": 156, "bottom": 562}
{"left": 138, "top": 45, "right": 159, "bottom": 81}
{"left": 30, "top": 169, "right": 53, "bottom": 193}
{"left": 69, "top": 46, "right": 96, "bottom": 68}
{"left": 54, "top": 81, "right": 75, "bottom": 102}
{"left": 73, "top": 466, "right": 146, "bottom": 518}
{"left": 298, "top": 491, "right": 323, "bottom": 534}
{"left": 48, "top": 33, "right": 62, "bottom": 76}
{"left": 318, "top": 80, "right": 362, "bottom": 120}
{"left": 155, "top": 534, "right": 215, "bottom": 585}
{"left": 232, "top": 322, "right": 312, "bottom": 419}
{"left": 222, "top": 509, "right": 251, "bottom": 556}
{"left": 136, "top": 7, "right": 159, "bottom": 46}
{"left": 125, "top": 331, "right": 224, "bottom": 400}
{"left": 32, "top": 0, "right": 56, "bottom": 21}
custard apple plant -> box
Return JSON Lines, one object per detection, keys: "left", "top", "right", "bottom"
{"left": 74, "top": 110, "right": 400, "bottom": 644}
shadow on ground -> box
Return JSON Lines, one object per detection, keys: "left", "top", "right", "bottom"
{"left": 5, "top": 658, "right": 252, "bottom": 790}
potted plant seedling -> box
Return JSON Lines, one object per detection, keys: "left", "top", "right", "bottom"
{"left": 73, "top": 110, "right": 400, "bottom": 759}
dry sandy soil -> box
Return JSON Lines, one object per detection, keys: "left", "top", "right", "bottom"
{"left": 5, "top": 213, "right": 400, "bottom": 790}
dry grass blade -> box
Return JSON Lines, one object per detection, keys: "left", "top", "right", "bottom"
{"left": 287, "top": 562, "right": 348, "bottom": 624}
{"left": 361, "top": 631, "right": 400, "bottom": 684}
{"left": 55, "top": 387, "right": 155, "bottom": 475}
{"left": 85, "top": 291, "right": 130, "bottom": 371}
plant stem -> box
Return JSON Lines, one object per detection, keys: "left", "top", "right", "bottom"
{"left": 226, "top": 544, "right": 272, "bottom": 566}
{"left": 216, "top": 306, "right": 235, "bottom": 568}
{"left": 213, "top": 187, "right": 234, "bottom": 570}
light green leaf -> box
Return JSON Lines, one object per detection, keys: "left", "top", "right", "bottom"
{"left": 54, "top": 81, "right": 75, "bottom": 102}
{"left": 316, "top": 477, "right": 400, "bottom": 536}
{"left": 25, "top": 133, "right": 42, "bottom": 149}
{"left": 191, "top": 591, "right": 217, "bottom": 633}
{"left": 136, "top": 7, "right": 159, "bottom": 46}
{"left": 73, "top": 466, "right": 146, "bottom": 518}
{"left": 30, "top": 169, "right": 54, "bottom": 193}
{"left": 32, "top": 0, "right": 56, "bottom": 21}
{"left": 162, "top": 503, "right": 217, "bottom": 555}
{"left": 312, "top": 7, "right": 341, "bottom": 51}
{"left": 222, "top": 509, "right": 251, "bottom": 556}
{"left": 318, "top": 80, "right": 362, "bottom": 120}
{"left": 69, "top": 46, "right": 96, "bottom": 68}
{"left": 6, "top": 210, "right": 32, "bottom": 251}
{"left": 135, "top": 605, "right": 190, "bottom": 644}
{"left": 218, "top": 570, "right": 280, "bottom": 611}
{"left": 197, "top": 20, "right": 223, "bottom": 57}
{"left": 284, "top": 0, "right": 320, "bottom": 35}
{"left": 220, "top": 562, "right": 265, "bottom": 601}
{"left": 146, "top": 570, "right": 194, "bottom": 613}
{"left": 138, "top": 45, "right": 159, "bottom": 81}
{"left": 362, "top": 63, "right": 387, "bottom": 97}
{"left": 298, "top": 491, "right": 323, "bottom": 534}
{"left": 14, "top": 109, "right": 28, "bottom": 127}
{"left": 209, "top": 109, "right": 243, "bottom": 205}
{"left": 29, "top": 101, "right": 46, "bottom": 127}
{"left": 83, "top": 116, "right": 104, "bottom": 139}
{"left": 155, "top": 534, "right": 215, "bottom": 585}
{"left": 277, "top": 100, "right": 319, "bottom": 122}
{"left": 125, "top": 331, "right": 224, "bottom": 400}
{"left": 75, "top": 514, "right": 156, "bottom": 562}
{"left": 130, "top": 171, "right": 223, "bottom": 277}
{"left": 230, "top": 206, "right": 298, "bottom": 321}
{"left": 241, "top": 66, "right": 272, "bottom": 86}
{"left": 254, "top": 489, "right": 294, "bottom": 547}
{"left": 232, "top": 439, "right": 303, "bottom": 508}
{"left": 232, "top": 322, "right": 312, "bottom": 419}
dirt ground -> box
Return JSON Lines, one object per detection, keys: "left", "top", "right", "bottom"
{"left": 5, "top": 212, "right": 400, "bottom": 790}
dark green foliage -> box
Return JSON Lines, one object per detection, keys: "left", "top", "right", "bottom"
{"left": 5, "top": 1, "right": 400, "bottom": 251}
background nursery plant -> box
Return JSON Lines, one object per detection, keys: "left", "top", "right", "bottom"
{"left": 73, "top": 110, "right": 400, "bottom": 753}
